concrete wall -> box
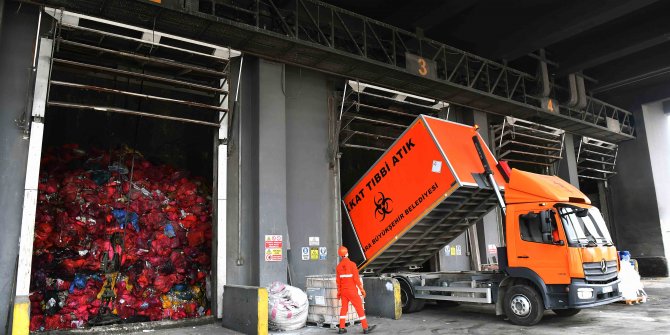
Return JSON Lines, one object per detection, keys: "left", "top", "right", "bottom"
{"left": 285, "top": 67, "right": 338, "bottom": 289}
{"left": 610, "top": 105, "right": 668, "bottom": 276}
{"left": 227, "top": 57, "right": 261, "bottom": 286}
{"left": 642, "top": 102, "right": 670, "bottom": 267}
{"left": 227, "top": 59, "right": 337, "bottom": 289}
{"left": 0, "top": 3, "right": 39, "bottom": 330}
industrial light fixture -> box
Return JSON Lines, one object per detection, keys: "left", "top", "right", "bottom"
{"left": 347, "top": 80, "right": 449, "bottom": 110}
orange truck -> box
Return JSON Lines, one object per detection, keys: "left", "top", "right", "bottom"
{"left": 342, "top": 115, "right": 621, "bottom": 326}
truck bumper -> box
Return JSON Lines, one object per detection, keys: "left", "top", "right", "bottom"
{"left": 567, "top": 279, "right": 622, "bottom": 308}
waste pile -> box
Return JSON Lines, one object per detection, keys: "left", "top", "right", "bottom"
{"left": 29, "top": 144, "right": 212, "bottom": 331}
{"left": 267, "top": 281, "right": 309, "bottom": 331}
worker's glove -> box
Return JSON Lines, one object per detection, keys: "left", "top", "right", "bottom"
{"left": 361, "top": 289, "right": 366, "bottom": 298}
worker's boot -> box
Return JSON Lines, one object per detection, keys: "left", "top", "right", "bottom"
{"left": 363, "top": 325, "right": 376, "bottom": 334}
{"left": 337, "top": 328, "right": 347, "bottom": 334}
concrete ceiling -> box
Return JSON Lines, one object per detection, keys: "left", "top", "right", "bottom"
{"left": 325, "top": 0, "right": 670, "bottom": 110}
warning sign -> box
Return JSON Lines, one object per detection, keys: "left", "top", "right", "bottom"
{"left": 488, "top": 244, "right": 497, "bottom": 255}
{"left": 264, "top": 235, "right": 283, "bottom": 262}
{"left": 310, "top": 247, "right": 319, "bottom": 261}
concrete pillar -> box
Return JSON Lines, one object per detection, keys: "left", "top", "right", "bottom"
{"left": 227, "top": 57, "right": 260, "bottom": 286}
{"left": 257, "top": 59, "right": 289, "bottom": 287}
{"left": 558, "top": 133, "right": 580, "bottom": 188}
{"left": 0, "top": 3, "right": 39, "bottom": 332}
{"left": 597, "top": 181, "right": 612, "bottom": 229}
{"left": 285, "top": 66, "right": 338, "bottom": 289}
{"left": 609, "top": 102, "right": 669, "bottom": 276}
{"left": 226, "top": 58, "right": 291, "bottom": 288}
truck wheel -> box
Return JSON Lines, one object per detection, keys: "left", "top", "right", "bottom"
{"left": 553, "top": 308, "right": 581, "bottom": 317}
{"left": 399, "top": 280, "right": 425, "bottom": 313}
{"left": 503, "top": 285, "right": 544, "bottom": 326}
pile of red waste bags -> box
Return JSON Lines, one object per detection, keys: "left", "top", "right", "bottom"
{"left": 29, "top": 144, "right": 212, "bottom": 331}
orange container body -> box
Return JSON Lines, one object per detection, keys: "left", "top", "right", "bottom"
{"left": 343, "top": 115, "right": 504, "bottom": 272}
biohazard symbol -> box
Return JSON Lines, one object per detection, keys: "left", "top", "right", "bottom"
{"left": 374, "top": 192, "right": 393, "bottom": 221}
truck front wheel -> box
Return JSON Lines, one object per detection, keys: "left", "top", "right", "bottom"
{"left": 399, "top": 280, "right": 425, "bottom": 313}
{"left": 503, "top": 285, "right": 544, "bottom": 326}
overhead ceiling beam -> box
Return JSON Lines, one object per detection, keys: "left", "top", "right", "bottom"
{"left": 558, "top": 33, "right": 670, "bottom": 75}
{"left": 383, "top": 0, "right": 479, "bottom": 32}
{"left": 495, "top": 0, "right": 659, "bottom": 61}
{"left": 597, "top": 80, "right": 670, "bottom": 108}
{"left": 556, "top": 9, "right": 670, "bottom": 75}
{"left": 592, "top": 65, "right": 670, "bottom": 94}
{"left": 413, "top": 1, "right": 480, "bottom": 32}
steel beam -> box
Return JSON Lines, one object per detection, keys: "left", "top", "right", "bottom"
{"left": 496, "top": 0, "right": 660, "bottom": 60}
{"left": 559, "top": 33, "right": 670, "bottom": 75}
{"left": 28, "top": 1, "right": 636, "bottom": 142}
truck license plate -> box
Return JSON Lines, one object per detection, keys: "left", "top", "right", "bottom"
{"left": 602, "top": 286, "right": 613, "bottom": 294}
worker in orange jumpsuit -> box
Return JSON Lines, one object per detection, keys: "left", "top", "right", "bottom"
{"left": 336, "top": 246, "right": 376, "bottom": 334}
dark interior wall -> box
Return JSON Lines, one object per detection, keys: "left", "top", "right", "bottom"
{"left": 45, "top": 66, "right": 217, "bottom": 181}
{"left": 42, "top": 109, "right": 216, "bottom": 181}
{"left": 609, "top": 108, "right": 667, "bottom": 276}
{"left": 0, "top": 3, "right": 38, "bottom": 330}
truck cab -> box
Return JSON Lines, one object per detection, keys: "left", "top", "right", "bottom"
{"left": 500, "top": 168, "right": 621, "bottom": 325}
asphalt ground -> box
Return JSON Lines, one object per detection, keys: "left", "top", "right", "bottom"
{"left": 118, "top": 278, "right": 670, "bottom": 335}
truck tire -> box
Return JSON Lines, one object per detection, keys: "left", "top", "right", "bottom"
{"left": 552, "top": 308, "right": 581, "bottom": 317}
{"left": 399, "top": 280, "right": 425, "bottom": 313}
{"left": 503, "top": 285, "right": 544, "bottom": 326}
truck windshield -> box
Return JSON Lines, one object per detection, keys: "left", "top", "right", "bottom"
{"left": 557, "top": 206, "right": 613, "bottom": 247}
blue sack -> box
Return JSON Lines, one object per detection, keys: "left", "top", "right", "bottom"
{"left": 69, "top": 273, "right": 88, "bottom": 293}
{"left": 164, "top": 223, "right": 176, "bottom": 238}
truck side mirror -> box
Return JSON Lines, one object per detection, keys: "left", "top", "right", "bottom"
{"left": 577, "top": 208, "right": 589, "bottom": 217}
{"left": 540, "top": 210, "right": 553, "bottom": 243}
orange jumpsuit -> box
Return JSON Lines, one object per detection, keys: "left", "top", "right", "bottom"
{"left": 336, "top": 257, "right": 368, "bottom": 329}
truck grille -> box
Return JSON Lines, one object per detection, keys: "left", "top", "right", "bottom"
{"left": 583, "top": 260, "right": 618, "bottom": 283}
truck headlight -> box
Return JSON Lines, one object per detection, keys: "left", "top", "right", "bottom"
{"left": 577, "top": 288, "right": 593, "bottom": 299}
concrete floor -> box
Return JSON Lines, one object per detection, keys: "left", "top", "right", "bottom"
{"left": 129, "top": 278, "right": 670, "bottom": 335}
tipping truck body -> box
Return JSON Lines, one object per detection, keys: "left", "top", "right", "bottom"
{"left": 342, "top": 115, "right": 621, "bottom": 326}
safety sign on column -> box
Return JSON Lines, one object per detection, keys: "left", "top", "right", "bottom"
{"left": 265, "top": 235, "right": 283, "bottom": 262}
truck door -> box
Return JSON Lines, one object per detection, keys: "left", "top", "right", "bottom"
{"left": 507, "top": 205, "right": 570, "bottom": 285}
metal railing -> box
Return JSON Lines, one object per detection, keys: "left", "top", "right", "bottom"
{"left": 196, "top": 0, "right": 635, "bottom": 139}
{"left": 31, "top": 0, "right": 635, "bottom": 140}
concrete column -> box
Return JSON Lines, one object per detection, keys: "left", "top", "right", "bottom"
{"left": 227, "top": 57, "right": 260, "bottom": 286}
{"left": 285, "top": 66, "right": 338, "bottom": 289}
{"left": 609, "top": 102, "right": 669, "bottom": 276}
{"left": 226, "top": 58, "right": 291, "bottom": 288}
{"left": 558, "top": 133, "right": 580, "bottom": 188}
{"left": 0, "top": 3, "right": 39, "bottom": 332}
{"left": 257, "top": 60, "right": 289, "bottom": 287}
{"left": 597, "top": 181, "right": 612, "bottom": 229}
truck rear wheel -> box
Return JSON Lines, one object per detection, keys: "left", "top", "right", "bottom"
{"left": 553, "top": 308, "right": 581, "bottom": 317}
{"left": 399, "top": 280, "right": 425, "bottom": 313}
{"left": 503, "top": 285, "right": 544, "bottom": 326}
